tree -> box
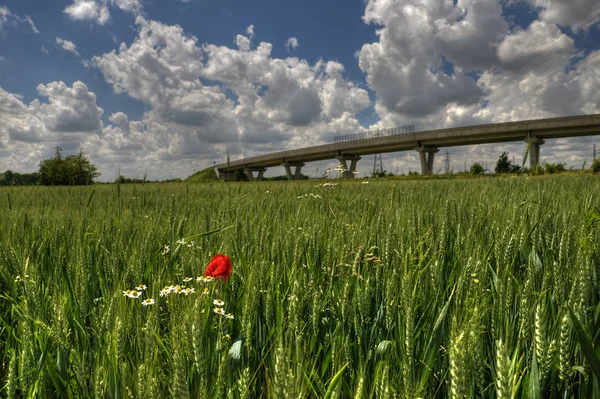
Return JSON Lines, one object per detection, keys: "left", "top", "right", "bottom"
{"left": 39, "top": 147, "right": 99, "bottom": 185}
{"left": 2, "top": 170, "right": 14, "bottom": 185}
{"left": 543, "top": 162, "right": 566, "bottom": 175}
{"left": 495, "top": 152, "right": 521, "bottom": 174}
{"left": 592, "top": 158, "right": 600, "bottom": 174}
{"left": 470, "top": 162, "right": 485, "bottom": 175}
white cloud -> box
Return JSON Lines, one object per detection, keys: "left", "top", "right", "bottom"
{"left": 354, "top": 0, "right": 600, "bottom": 175}
{"left": 0, "top": 6, "right": 14, "bottom": 33}
{"left": 56, "top": 38, "right": 80, "bottom": 56}
{"left": 23, "top": 15, "right": 39, "bottom": 33}
{"left": 525, "top": 0, "right": 599, "bottom": 29}
{"left": 358, "top": 0, "right": 487, "bottom": 126}
{"left": 285, "top": 37, "right": 299, "bottom": 52}
{"left": 246, "top": 24, "right": 254, "bottom": 39}
{"left": 0, "top": 6, "right": 39, "bottom": 34}
{"left": 41, "top": 46, "right": 49, "bottom": 55}
{"left": 82, "top": 18, "right": 369, "bottom": 177}
{"left": 435, "top": 0, "right": 509, "bottom": 71}
{"left": 63, "top": 0, "right": 141, "bottom": 25}
{"left": 0, "top": 81, "right": 104, "bottom": 172}
{"left": 497, "top": 20, "right": 574, "bottom": 69}
{"left": 64, "top": 1, "right": 110, "bottom": 25}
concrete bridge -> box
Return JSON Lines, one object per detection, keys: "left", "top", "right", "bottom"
{"left": 214, "top": 114, "right": 600, "bottom": 180}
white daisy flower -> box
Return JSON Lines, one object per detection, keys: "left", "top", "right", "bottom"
{"left": 213, "top": 307, "right": 225, "bottom": 315}
{"left": 183, "top": 277, "right": 193, "bottom": 283}
{"left": 142, "top": 298, "right": 155, "bottom": 306}
{"left": 213, "top": 299, "right": 225, "bottom": 306}
{"left": 136, "top": 284, "right": 147, "bottom": 291}
{"left": 225, "top": 313, "right": 234, "bottom": 319}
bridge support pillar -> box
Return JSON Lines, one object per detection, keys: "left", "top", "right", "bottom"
{"left": 282, "top": 162, "right": 305, "bottom": 180}
{"left": 415, "top": 146, "right": 439, "bottom": 175}
{"left": 525, "top": 133, "right": 545, "bottom": 170}
{"left": 245, "top": 167, "right": 267, "bottom": 181}
{"left": 336, "top": 155, "right": 361, "bottom": 178}
{"left": 215, "top": 168, "right": 236, "bottom": 181}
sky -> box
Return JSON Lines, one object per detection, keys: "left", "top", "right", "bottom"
{"left": 0, "top": 0, "right": 599, "bottom": 180}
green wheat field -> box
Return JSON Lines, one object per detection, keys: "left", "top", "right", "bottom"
{"left": 1, "top": 176, "right": 600, "bottom": 398}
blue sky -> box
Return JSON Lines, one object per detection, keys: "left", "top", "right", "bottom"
{"left": 1, "top": 0, "right": 599, "bottom": 179}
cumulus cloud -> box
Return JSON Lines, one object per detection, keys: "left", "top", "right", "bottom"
{"left": 92, "top": 18, "right": 369, "bottom": 151}
{"left": 436, "top": 0, "right": 509, "bottom": 71}
{"left": 285, "top": 37, "right": 299, "bottom": 51}
{"left": 56, "top": 38, "right": 80, "bottom": 56}
{"left": 356, "top": 0, "right": 600, "bottom": 174}
{"left": 525, "top": 0, "right": 599, "bottom": 29}
{"left": 63, "top": 0, "right": 141, "bottom": 25}
{"left": 0, "top": 81, "right": 104, "bottom": 172}
{"left": 0, "top": 17, "right": 364, "bottom": 178}
{"left": 357, "top": 0, "right": 498, "bottom": 129}
{"left": 497, "top": 20, "right": 574, "bottom": 69}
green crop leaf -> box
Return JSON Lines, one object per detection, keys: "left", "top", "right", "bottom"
{"left": 568, "top": 307, "right": 600, "bottom": 379}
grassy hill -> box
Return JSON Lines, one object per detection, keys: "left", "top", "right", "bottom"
{"left": 185, "top": 167, "right": 218, "bottom": 182}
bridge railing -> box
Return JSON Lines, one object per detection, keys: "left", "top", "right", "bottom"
{"left": 333, "top": 125, "right": 416, "bottom": 143}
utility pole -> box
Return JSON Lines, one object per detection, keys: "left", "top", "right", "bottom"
{"left": 373, "top": 154, "right": 384, "bottom": 176}
{"left": 444, "top": 150, "right": 451, "bottom": 174}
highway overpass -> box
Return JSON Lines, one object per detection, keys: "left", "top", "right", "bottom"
{"left": 214, "top": 114, "right": 600, "bottom": 180}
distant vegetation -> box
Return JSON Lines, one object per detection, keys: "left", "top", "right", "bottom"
{"left": 115, "top": 175, "right": 182, "bottom": 184}
{"left": 0, "top": 147, "right": 99, "bottom": 186}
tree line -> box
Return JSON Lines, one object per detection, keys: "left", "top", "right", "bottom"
{"left": 0, "top": 147, "right": 99, "bottom": 186}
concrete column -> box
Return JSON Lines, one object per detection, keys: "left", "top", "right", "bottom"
{"left": 245, "top": 166, "right": 255, "bottom": 181}
{"left": 284, "top": 164, "right": 293, "bottom": 180}
{"left": 415, "top": 146, "right": 439, "bottom": 175}
{"left": 525, "top": 133, "right": 545, "bottom": 170}
{"left": 282, "top": 162, "right": 305, "bottom": 180}
{"left": 245, "top": 167, "right": 267, "bottom": 181}
{"left": 294, "top": 163, "right": 305, "bottom": 180}
{"left": 336, "top": 154, "right": 361, "bottom": 178}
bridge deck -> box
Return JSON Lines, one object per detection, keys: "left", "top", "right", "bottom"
{"left": 215, "top": 114, "right": 600, "bottom": 171}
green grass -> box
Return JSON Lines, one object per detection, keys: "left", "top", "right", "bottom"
{"left": 1, "top": 176, "right": 599, "bottom": 398}
{"left": 186, "top": 167, "right": 218, "bottom": 182}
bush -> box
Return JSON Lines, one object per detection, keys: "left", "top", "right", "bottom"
{"left": 592, "top": 158, "right": 600, "bottom": 174}
{"left": 470, "top": 163, "right": 485, "bottom": 175}
{"left": 495, "top": 152, "right": 521, "bottom": 174}
{"left": 39, "top": 147, "right": 99, "bottom": 185}
{"left": 543, "top": 162, "right": 566, "bottom": 175}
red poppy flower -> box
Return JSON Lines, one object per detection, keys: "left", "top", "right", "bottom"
{"left": 204, "top": 254, "right": 232, "bottom": 282}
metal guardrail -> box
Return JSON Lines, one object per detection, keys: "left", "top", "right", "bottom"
{"left": 334, "top": 125, "right": 415, "bottom": 143}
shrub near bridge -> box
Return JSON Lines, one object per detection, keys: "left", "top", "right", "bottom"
{"left": 1, "top": 177, "right": 600, "bottom": 398}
